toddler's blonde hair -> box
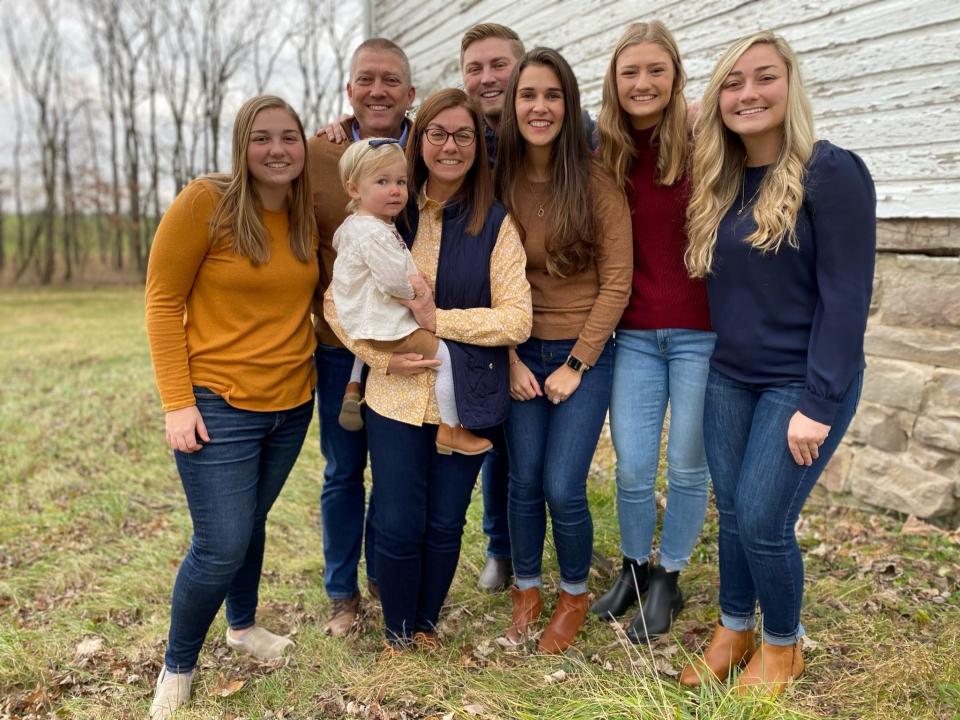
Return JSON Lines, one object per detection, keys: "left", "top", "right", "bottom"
{"left": 338, "top": 139, "right": 407, "bottom": 213}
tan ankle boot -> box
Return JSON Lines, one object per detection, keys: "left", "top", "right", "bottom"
{"left": 734, "top": 639, "right": 804, "bottom": 695}
{"left": 339, "top": 382, "right": 364, "bottom": 431}
{"left": 539, "top": 590, "right": 589, "bottom": 654}
{"left": 436, "top": 423, "right": 493, "bottom": 456}
{"left": 680, "top": 622, "right": 756, "bottom": 687}
{"left": 504, "top": 586, "right": 542, "bottom": 644}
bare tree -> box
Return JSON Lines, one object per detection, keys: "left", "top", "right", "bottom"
{"left": 82, "top": 0, "right": 125, "bottom": 270}
{"left": 157, "top": 0, "right": 194, "bottom": 194}
{"left": 295, "top": 0, "right": 356, "bottom": 132}
{"left": 6, "top": 0, "right": 63, "bottom": 284}
{"left": 190, "top": 0, "right": 255, "bottom": 171}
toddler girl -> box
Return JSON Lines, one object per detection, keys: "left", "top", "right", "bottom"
{"left": 331, "top": 139, "right": 492, "bottom": 456}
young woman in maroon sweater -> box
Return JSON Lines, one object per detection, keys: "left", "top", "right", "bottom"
{"left": 592, "top": 21, "right": 713, "bottom": 642}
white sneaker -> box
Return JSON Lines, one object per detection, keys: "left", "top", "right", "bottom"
{"left": 225, "top": 626, "right": 294, "bottom": 661}
{"left": 148, "top": 667, "right": 193, "bottom": 720}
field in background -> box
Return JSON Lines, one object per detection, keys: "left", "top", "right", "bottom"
{"left": 1, "top": 287, "right": 958, "bottom": 719}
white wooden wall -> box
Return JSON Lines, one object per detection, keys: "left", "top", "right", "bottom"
{"left": 369, "top": 0, "right": 960, "bottom": 219}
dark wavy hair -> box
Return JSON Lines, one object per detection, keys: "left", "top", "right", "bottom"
{"left": 406, "top": 88, "right": 494, "bottom": 235}
{"left": 495, "top": 47, "right": 598, "bottom": 277}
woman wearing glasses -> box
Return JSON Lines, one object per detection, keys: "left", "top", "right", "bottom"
{"left": 325, "top": 88, "right": 532, "bottom": 651}
{"left": 496, "top": 48, "right": 632, "bottom": 653}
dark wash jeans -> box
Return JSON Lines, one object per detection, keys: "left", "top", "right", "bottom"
{"left": 704, "top": 369, "right": 862, "bottom": 645}
{"left": 480, "top": 426, "right": 511, "bottom": 560}
{"left": 505, "top": 338, "right": 613, "bottom": 589}
{"left": 165, "top": 388, "right": 313, "bottom": 672}
{"left": 366, "top": 408, "right": 486, "bottom": 644}
{"left": 315, "top": 344, "right": 376, "bottom": 599}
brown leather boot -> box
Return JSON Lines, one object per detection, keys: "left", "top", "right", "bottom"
{"left": 412, "top": 630, "right": 440, "bottom": 653}
{"left": 734, "top": 639, "right": 804, "bottom": 695}
{"left": 680, "top": 622, "right": 757, "bottom": 687}
{"left": 338, "top": 382, "right": 364, "bottom": 431}
{"left": 436, "top": 423, "right": 493, "bottom": 456}
{"left": 323, "top": 592, "right": 360, "bottom": 637}
{"left": 504, "top": 586, "right": 542, "bottom": 644}
{"left": 538, "top": 590, "right": 589, "bottom": 654}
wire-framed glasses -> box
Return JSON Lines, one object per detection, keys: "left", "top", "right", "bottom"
{"left": 424, "top": 127, "right": 477, "bottom": 147}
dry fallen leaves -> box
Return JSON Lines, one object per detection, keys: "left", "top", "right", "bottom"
{"left": 209, "top": 675, "right": 246, "bottom": 698}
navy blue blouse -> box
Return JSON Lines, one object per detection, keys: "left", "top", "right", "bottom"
{"left": 707, "top": 141, "right": 876, "bottom": 425}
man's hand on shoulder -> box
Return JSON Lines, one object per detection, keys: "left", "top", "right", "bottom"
{"left": 315, "top": 115, "right": 350, "bottom": 144}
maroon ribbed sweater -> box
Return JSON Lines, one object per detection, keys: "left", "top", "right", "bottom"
{"left": 619, "top": 126, "right": 710, "bottom": 331}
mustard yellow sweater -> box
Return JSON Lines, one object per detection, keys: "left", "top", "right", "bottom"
{"left": 145, "top": 179, "right": 319, "bottom": 412}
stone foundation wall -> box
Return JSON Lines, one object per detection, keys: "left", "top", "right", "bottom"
{"left": 820, "top": 219, "right": 960, "bottom": 518}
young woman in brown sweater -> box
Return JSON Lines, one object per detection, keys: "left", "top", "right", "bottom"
{"left": 145, "top": 95, "right": 317, "bottom": 719}
{"left": 495, "top": 47, "right": 633, "bottom": 653}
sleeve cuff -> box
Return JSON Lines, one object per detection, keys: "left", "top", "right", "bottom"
{"left": 571, "top": 340, "right": 601, "bottom": 368}
{"left": 796, "top": 391, "right": 839, "bottom": 426}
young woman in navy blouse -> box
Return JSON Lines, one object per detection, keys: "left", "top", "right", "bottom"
{"left": 680, "top": 32, "right": 875, "bottom": 694}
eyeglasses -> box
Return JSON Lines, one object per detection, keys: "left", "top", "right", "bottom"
{"left": 424, "top": 127, "right": 477, "bottom": 147}
{"left": 368, "top": 138, "right": 400, "bottom": 148}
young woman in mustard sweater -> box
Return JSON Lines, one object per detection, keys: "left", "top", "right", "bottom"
{"left": 145, "top": 95, "right": 317, "bottom": 719}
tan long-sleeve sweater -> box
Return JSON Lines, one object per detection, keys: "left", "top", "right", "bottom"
{"left": 513, "top": 161, "right": 633, "bottom": 365}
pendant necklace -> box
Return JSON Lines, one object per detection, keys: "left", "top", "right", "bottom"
{"left": 525, "top": 175, "right": 549, "bottom": 218}
{"left": 738, "top": 167, "right": 762, "bottom": 216}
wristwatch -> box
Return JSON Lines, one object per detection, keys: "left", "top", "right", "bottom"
{"left": 565, "top": 355, "right": 590, "bottom": 373}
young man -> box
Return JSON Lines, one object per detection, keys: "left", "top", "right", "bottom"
{"left": 307, "top": 38, "right": 416, "bottom": 636}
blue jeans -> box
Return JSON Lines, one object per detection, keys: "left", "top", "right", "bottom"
{"left": 366, "top": 409, "right": 486, "bottom": 643}
{"left": 315, "top": 345, "right": 375, "bottom": 599}
{"left": 165, "top": 389, "right": 313, "bottom": 672}
{"left": 480, "top": 426, "right": 511, "bottom": 560}
{"left": 704, "top": 369, "right": 862, "bottom": 645}
{"left": 610, "top": 329, "right": 715, "bottom": 571}
{"left": 505, "top": 338, "right": 613, "bottom": 593}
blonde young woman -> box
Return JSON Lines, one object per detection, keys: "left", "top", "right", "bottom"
{"left": 592, "top": 21, "right": 713, "bottom": 643}
{"left": 145, "top": 95, "right": 317, "bottom": 718}
{"left": 679, "top": 33, "right": 875, "bottom": 694}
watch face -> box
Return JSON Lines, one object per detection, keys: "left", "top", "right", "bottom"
{"left": 566, "top": 356, "right": 583, "bottom": 371}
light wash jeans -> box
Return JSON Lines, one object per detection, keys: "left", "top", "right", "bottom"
{"left": 609, "top": 329, "right": 716, "bottom": 572}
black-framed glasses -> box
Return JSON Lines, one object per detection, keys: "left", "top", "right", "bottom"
{"left": 368, "top": 138, "right": 400, "bottom": 148}
{"left": 424, "top": 127, "right": 477, "bottom": 147}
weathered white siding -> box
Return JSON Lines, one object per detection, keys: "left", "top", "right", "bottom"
{"left": 370, "top": 0, "right": 960, "bottom": 219}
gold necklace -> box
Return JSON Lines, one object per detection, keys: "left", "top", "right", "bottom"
{"left": 737, "top": 168, "right": 762, "bottom": 216}
{"left": 525, "top": 176, "right": 549, "bottom": 218}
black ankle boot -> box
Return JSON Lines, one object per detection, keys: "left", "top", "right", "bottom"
{"left": 626, "top": 565, "right": 683, "bottom": 643}
{"left": 591, "top": 557, "right": 649, "bottom": 620}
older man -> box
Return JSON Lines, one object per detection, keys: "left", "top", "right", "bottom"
{"left": 307, "top": 37, "right": 416, "bottom": 636}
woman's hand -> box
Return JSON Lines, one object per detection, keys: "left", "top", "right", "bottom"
{"left": 510, "top": 357, "right": 542, "bottom": 401}
{"left": 544, "top": 365, "right": 582, "bottom": 405}
{"left": 398, "top": 273, "right": 437, "bottom": 332}
{"left": 316, "top": 115, "right": 350, "bottom": 143}
{"left": 386, "top": 352, "right": 441, "bottom": 376}
{"left": 787, "top": 411, "right": 831, "bottom": 466}
{"left": 165, "top": 405, "right": 210, "bottom": 453}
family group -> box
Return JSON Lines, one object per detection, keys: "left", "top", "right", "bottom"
{"left": 144, "top": 19, "right": 876, "bottom": 719}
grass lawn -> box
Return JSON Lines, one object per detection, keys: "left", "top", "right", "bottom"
{"left": 1, "top": 287, "right": 958, "bottom": 719}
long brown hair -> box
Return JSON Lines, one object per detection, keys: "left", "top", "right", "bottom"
{"left": 406, "top": 88, "right": 494, "bottom": 235}
{"left": 206, "top": 95, "right": 313, "bottom": 265}
{"left": 496, "top": 47, "right": 597, "bottom": 277}
{"left": 597, "top": 21, "right": 688, "bottom": 188}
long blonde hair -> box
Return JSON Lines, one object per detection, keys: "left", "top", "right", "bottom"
{"left": 207, "top": 95, "right": 313, "bottom": 265}
{"left": 597, "top": 21, "right": 688, "bottom": 188}
{"left": 685, "top": 32, "right": 814, "bottom": 278}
